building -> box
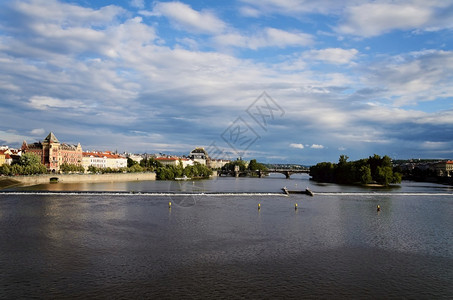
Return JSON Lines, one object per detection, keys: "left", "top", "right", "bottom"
{"left": 431, "top": 161, "right": 453, "bottom": 177}
{"left": 0, "top": 150, "right": 6, "bottom": 165}
{"left": 208, "top": 159, "right": 230, "bottom": 169}
{"left": 189, "top": 148, "right": 208, "bottom": 165}
{"left": 22, "top": 132, "right": 82, "bottom": 172}
{"left": 155, "top": 157, "right": 192, "bottom": 168}
{"left": 82, "top": 152, "right": 107, "bottom": 170}
{"left": 82, "top": 151, "right": 127, "bottom": 171}
{"left": 127, "top": 154, "right": 143, "bottom": 164}
{"left": 105, "top": 152, "right": 128, "bottom": 169}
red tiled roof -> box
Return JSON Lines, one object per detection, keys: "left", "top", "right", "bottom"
{"left": 83, "top": 152, "right": 125, "bottom": 159}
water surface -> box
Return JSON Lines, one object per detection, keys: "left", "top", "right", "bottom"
{"left": 1, "top": 175, "right": 452, "bottom": 298}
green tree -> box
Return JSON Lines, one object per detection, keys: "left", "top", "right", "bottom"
{"left": 368, "top": 154, "right": 382, "bottom": 180}
{"left": 376, "top": 166, "right": 393, "bottom": 186}
{"left": 60, "top": 163, "right": 84, "bottom": 173}
{"left": 10, "top": 164, "right": 24, "bottom": 175}
{"left": 128, "top": 164, "right": 144, "bottom": 173}
{"left": 127, "top": 158, "right": 138, "bottom": 168}
{"left": 310, "top": 154, "right": 401, "bottom": 186}
{"left": 88, "top": 165, "right": 99, "bottom": 173}
{"left": 140, "top": 157, "right": 162, "bottom": 171}
{"left": 14, "top": 152, "right": 47, "bottom": 175}
{"left": 222, "top": 160, "right": 247, "bottom": 172}
{"left": 19, "top": 152, "right": 42, "bottom": 167}
{"left": 310, "top": 162, "right": 335, "bottom": 182}
{"left": 156, "top": 166, "right": 176, "bottom": 180}
{"left": 359, "top": 165, "right": 372, "bottom": 184}
{"left": 335, "top": 155, "right": 353, "bottom": 183}
{"left": 0, "top": 164, "right": 11, "bottom": 175}
{"left": 248, "top": 159, "right": 267, "bottom": 176}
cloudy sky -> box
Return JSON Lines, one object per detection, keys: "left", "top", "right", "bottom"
{"left": 1, "top": 0, "right": 452, "bottom": 164}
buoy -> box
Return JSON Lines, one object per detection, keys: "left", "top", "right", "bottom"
{"left": 295, "top": 203, "right": 298, "bottom": 210}
{"left": 258, "top": 203, "right": 261, "bottom": 210}
{"left": 169, "top": 201, "right": 172, "bottom": 208}
{"left": 377, "top": 204, "right": 380, "bottom": 212}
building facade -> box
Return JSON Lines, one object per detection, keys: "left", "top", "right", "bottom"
{"left": 105, "top": 152, "right": 128, "bottom": 169}
{"left": 431, "top": 161, "right": 453, "bottom": 177}
{"left": 22, "top": 132, "right": 83, "bottom": 172}
{"left": 82, "top": 152, "right": 107, "bottom": 170}
{"left": 155, "top": 157, "right": 192, "bottom": 168}
{"left": 0, "top": 150, "right": 6, "bottom": 165}
{"left": 189, "top": 148, "right": 208, "bottom": 165}
{"left": 82, "top": 151, "right": 128, "bottom": 171}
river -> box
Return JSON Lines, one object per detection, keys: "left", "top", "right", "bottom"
{"left": 1, "top": 174, "right": 452, "bottom": 299}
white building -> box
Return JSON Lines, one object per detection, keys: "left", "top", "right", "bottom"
{"left": 105, "top": 152, "right": 127, "bottom": 169}
{"left": 155, "top": 157, "right": 193, "bottom": 168}
{"left": 82, "top": 152, "right": 107, "bottom": 170}
{"left": 189, "top": 148, "right": 208, "bottom": 165}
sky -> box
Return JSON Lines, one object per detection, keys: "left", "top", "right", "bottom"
{"left": 0, "top": 0, "right": 453, "bottom": 165}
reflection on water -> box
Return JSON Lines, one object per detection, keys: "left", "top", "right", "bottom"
{"left": 1, "top": 175, "right": 452, "bottom": 298}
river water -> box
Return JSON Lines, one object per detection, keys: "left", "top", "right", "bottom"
{"left": 1, "top": 174, "right": 452, "bottom": 299}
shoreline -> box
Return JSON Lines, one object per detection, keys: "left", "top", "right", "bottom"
{"left": 0, "top": 172, "right": 157, "bottom": 189}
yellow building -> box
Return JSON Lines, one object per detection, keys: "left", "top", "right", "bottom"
{"left": 0, "top": 150, "right": 5, "bottom": 165}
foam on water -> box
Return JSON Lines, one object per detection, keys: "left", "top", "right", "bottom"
{"left": 0, "top": 191, "right": 289, "bottom": 197}
{"left": 314, "top": 192, "right": 453, "bottom": 196}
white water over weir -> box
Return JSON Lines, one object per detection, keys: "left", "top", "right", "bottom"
{"left": 0, "top": 191, "right": 289, "bottom": 197}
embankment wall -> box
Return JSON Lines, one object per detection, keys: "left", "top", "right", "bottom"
{"left": 7, "top": 172, "right": 156, "bottom": 186}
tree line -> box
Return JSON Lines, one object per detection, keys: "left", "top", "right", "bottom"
{"left": 0, "top": 153, "right": 47, "bottom": 175}
{"left": 221, "top": 159, "right": 268, "bottom": 176}
{"left": 309, "top": 154, "right": 402, "bottom": 186}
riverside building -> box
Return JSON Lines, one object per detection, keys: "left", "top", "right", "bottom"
{"left": 21, "top": 132, "right": 82, "bottom": 173}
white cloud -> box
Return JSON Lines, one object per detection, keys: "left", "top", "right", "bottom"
{"left": 12, "top": 0, "right": 124, "bottom": 27}
{"left": 130, "top": 0, "right": 145, "bottom": 9}
{"left": 416, "top": 110, "right": 453, "bottom": 125}
{"left": 421, "top": 141, "right": 448, "bottom": 150}
{"left": 28, "top": 96, "right": 86, "bottom": 110}
{"left": 290, "top": 143, "right": 304, "bottom": 149}
{"left": 241, "top": 0, "right": 453, "bottom": 38}
{"left": 30, "top": 128, "right": 46, "bottom": 136}
{"left": 239, "top": 6, "right": 261, "bottom": 17}
{"left": 150, "top": 1, "right": 226, "bottom": 34}
{"left": 310, "top": 144, "right": 325, "bottom": 149}
{"left": 303, "top": 48, "right": 358, "bottom": 65}
{"left": 239, "top": 0, "right": 348, "bottom": 16}
{"left": 337, "top": 2, "right": 450, "bottom": 37}
{"left": 362, "top": 50, "right": 453, "bottom": 106}
{"left": 215, "top": 27, "right": 313, "bottom": 49}
{"left": 0, "top": 130, "right": 34, "bottom": 145}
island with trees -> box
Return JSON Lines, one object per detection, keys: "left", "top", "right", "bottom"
{"left": 220, "top": 159, "right": 268, "bottom": 177}
{"left": 309, "top": 154, "right": 402, "bottom": 186}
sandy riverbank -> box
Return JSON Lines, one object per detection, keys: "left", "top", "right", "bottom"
{"left": 0, "top": 172, "right": 156, "bottom": 189}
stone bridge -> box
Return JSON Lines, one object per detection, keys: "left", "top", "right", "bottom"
{"left": 259, "top": 169, "right": 310, "bottom": 179}
{"left": 218, "top": 168, "right": 309, "bottom": 179}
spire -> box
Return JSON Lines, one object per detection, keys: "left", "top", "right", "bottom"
{"left": 44, "top": 132, "right": 59, "bottom": 143}
{"left": 21, "top": 140, "right": 28, "bottom": 151}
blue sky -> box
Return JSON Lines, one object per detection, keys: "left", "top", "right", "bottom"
{"left": 1, "top": 0, "right": 452, "bottom": 165}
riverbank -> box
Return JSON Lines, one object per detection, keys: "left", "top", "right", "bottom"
{"left": 0, "top": 172, "right": 156, "bottom": 189}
